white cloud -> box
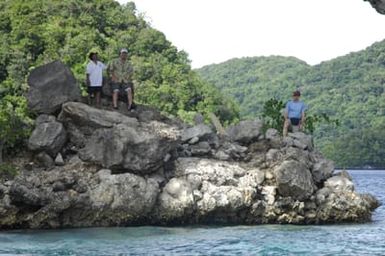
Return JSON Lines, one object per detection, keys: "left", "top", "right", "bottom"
{"left": 118, "top": 0, "right": 385, "bottom": 68}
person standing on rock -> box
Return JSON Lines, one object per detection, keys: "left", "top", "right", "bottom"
{"left": 86, "top": 52, "right": 106, "bottom": 107}
{"left": 283, "top": 90, "right": 307, "bottom": 136}
{"left": 107, "top": 48, "right": 135, "bottom": 111}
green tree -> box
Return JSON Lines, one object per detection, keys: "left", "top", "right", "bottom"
{"left": 0, "top": 0, "right": 240, "bottom": 160}
{"left": 197, "top": 41, "right": 385, "bottom": 167}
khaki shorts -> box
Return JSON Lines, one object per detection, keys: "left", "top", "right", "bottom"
{"left": 111, "top": 82, "right": 133, "bottom": 94}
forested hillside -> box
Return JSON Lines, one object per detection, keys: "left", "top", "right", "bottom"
{"left": 197, "top": 41, "right": 385, "bottom": 168}
{"left": 0, "top": 0, "right": 239, "bottom": 156}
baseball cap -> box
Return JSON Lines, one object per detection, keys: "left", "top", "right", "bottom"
{"left": 120, "top": 48, "right": 128, "bottom": 54}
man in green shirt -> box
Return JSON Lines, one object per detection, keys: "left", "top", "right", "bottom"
{"left": 107, "top": 48, "right": 134, "bottom": 111}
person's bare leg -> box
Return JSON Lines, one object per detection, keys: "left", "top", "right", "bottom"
{"left": 95, "top": 91, "right": 101, "bottom": 107}
{"left": 126, "top": 88, "right": 132, "bottom": 109}
{"left": 132, "top": 85, "right": 135, "bottom": 106}
{"left": 113, "top": 91, "right": 119, "bottom": 108}
{"left": 283, "top": 120, "right": 289, "bottom": 137}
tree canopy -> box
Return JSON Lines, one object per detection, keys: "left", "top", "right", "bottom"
{"left": 0, "top": 0, "right": 239, "bottom": 158}
{"left": 197, "top": 41, "right": 385, "bottom": 168}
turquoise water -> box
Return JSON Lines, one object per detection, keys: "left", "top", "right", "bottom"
{"left": 0, "top": 170, "right": 384, "bottom": 256}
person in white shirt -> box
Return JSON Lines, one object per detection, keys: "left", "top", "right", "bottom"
{"left": 86, "top": 52, "right": 106, "bottom": 106}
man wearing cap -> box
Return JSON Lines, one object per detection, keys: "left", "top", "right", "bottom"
{"left": 86, "top": 52, "right": 106, "bottom": 107}
{"left": 107, "top": 48, "right": 134, "bottom": 110}
{"left": 283, "top": 90, "right": 307, "bottom": 136}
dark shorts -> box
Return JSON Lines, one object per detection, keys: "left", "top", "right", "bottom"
{"left": 290, "top": 118, "right": 301, "bottom": 126}
{"left": 88, "top": 86, "right": 102, "bottom": 94}
{"left": 111, "top": 82, "right": 133, "bottom": 94}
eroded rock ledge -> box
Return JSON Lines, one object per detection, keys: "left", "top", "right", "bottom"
{"left": 0, "top": 61, "right": 380, "bottom": 229}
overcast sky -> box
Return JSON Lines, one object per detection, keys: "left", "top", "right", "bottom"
{"left": 117, "top": 0, "right": 385, "bottom": 68}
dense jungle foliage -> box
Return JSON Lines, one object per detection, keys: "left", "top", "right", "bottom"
{"left": 0, "top": 0, "right": 239, "bottom": 160}
{"left": 197, "top": 41, "right": 385, "bottom": 168}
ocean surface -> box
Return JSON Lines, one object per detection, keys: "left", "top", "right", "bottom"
{"left": 0, "top": 170, "right": 384, "bottom": 256}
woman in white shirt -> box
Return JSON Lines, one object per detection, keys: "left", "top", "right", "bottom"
{"left": 86, "top": 52, "right": 106, "bottom": 106}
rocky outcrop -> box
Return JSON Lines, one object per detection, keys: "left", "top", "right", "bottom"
{"left": 0, "top": 62, "right": 379, "bottom": 229}
{"left": 365, "top": 0, "right": 385, "bottom": 14}
{"left": 27, "top": 61, "right": 81, "bottom": 114}
{"left": 58, "top": 102, "right": 179, "bottom": 174}
{"left": 28, "top": 115, "right": 67, "bottom": 158}
{"left": 226, "top": 119, "right": 263, "bottom": 144}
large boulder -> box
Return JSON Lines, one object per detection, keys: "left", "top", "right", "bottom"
{"left": 27, "top": 61, "right": 81, "bottom": 114}
{"left": 58, "top": 102, "right": 180, "bottom": 174}
{"left": 284, "top": 132, "right": 313, "bottom": 150}
{"left": 28, "top": 115, "right": 67, "bottom": 157}
{"left": 226, "top": 119, "right": 263, "bottom": 144}
{"left": 274, "top": 160, "right": 315, "bottom": 201}
{"left": 79, "top": 123, "right": 177, "bottom": 174}
{"left": 181, "top": 124, "right": 213, "bottom": 142}
{"left": 58, "top": 102, "right": 138, "bottom": 132}
{"left": 158, "top": 178, "right": 195, "bottom": 221}
{"left": 158, "top": 157, "right": 265, "bottom": 223}
{"left": 310, "top": 152, "right": 334, "bottom": 183}
{"left": 88, "top": 169, "right": 159, "bottom": 225}
{"left": 324, "top": 175, "right": 354, "bottom": 192}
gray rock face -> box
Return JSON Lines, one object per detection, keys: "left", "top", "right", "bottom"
{"left": 324, "top": 175, "right": 354, "bottom": 192}
{"left": 54, "top": 153, "right": 65, "bottom": 166}
{"left": 27, "top": 61, "right": 81, "bottom": 114}
{"left": 156, "top": 157, "right": 264, "bottom": 224}
{"left": 365, "top": 0, "right": 385, "bottom": 14}
{"left": 158, "top": 178, "right": 195, "bottom": 220}
{"left": 286, "top": 132, "right": 313, "bottom": 150}
{"left": 311, "top": 153, "right": 334, "bottom": 183}
{"left": 181, "top": 124, "right": 213, "bottom": 142}
{"left": 59, "top": 102, "right": 138, "bottom": 131}
{"left": 274, "top": 160, "right": 314, "bottom": 201}
{"left": 79, "top": 124, "right": 177, "bottom": 174}
{"left": 89, "top": 169, "right": 159, "bottom": 224}
{"left": 34, "top": 152, "right": 54, "bottom": 168}
{"left": 58, "top": 102, "right": 179, "bottom": 174}
{"left": 3, "top": 165, "right": 159, "bottom": 228}
{"left": 226, "top": 119, "right": 263, "bottom": 144}
{"left": 28, "top": 117, "right": 66, "bottom": 157}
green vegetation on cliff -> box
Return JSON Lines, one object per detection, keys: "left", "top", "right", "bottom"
{"left": 0, "top": 0, "right": 239, "bottom": 158}
{"left": 197, "top": 42, "right": 385, "bottom": 168}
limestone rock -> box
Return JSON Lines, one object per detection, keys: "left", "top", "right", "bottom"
{"left": 324, "top": 175, "right": 354, "bottom": 192}
{"left": 28, "top": 118, "right": 67, "bottom": 157}
{"left": 287, "top": 132, "right": 313, "bottom": 150}
{"left": 315, "top": 189, "right": 380, "bottom": 223}
{"left": 35, "top": 114, "right": 56, "bottom": 125}
{"left": 181, "top": 124, "right": 213, "bottom": 142}
{"left": 274, "top": 160, "right": 314, "bottom": 201}
{"left": 88, "top": 169, "right": 159, "bottom": 224}
{"left": 79, "top": 124, "right": 177, "bottom": 174}
{"left": 226, "top": 119, "right": 263, "bottom": 144}
{"left": 34, "top": 152, "right": 54, "bottom": 168}
{"left": 265, "top": 128, "right": 282, "bottom": 148}
{"left": 59, "top": 102, "right": 138, "bottom": 132}
{"left": 27, "top": 61, "right": 81, "bottom": 114}
{"left": 54, "top": 153, "right": 65, "bottom": 166}
{"left": 158, "top": 178, "right": 195, "bottom": 220}
{"left": 311, "top": 154, "right": 334, "bottom": 183}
